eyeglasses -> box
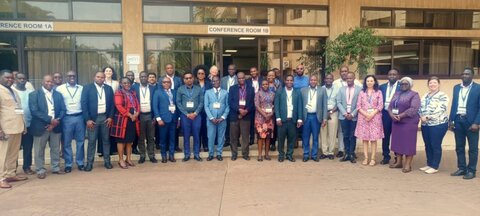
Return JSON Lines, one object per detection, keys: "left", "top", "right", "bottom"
{"left": 400, "top": 83, "right": 410, "bottom": 86}
{"left": 162, "top": 81, "right": 171, "bottom": 83}
{"left": 297, "top": 68, "right": 304, "bottom": 70}
{"left": 184, "top": 77, "right": 193, "bottom": 80}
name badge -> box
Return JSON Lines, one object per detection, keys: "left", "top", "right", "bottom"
{"left": 169, "top": 104, "right": 176, "bottom": 113}
{"left": 239, "top": 100, "right": 246, "bottom": 106}
{"left": 98, "top": 103, "right": 106, "bottom": 110}
{"left": 186, "top": 101, "right": 194, "bottom": 108}
{"left": 392, "top": 108, "right": 399, "bottom": 115}
{"left": 327, "top": 104, "right": 334, "bottom": 110}
{"left": 384, "top": 102, "right": 390, "bottom": 110}
{"left": 346, "top": 105, "right": 352, "bottom": 113}
{"left": 213, "top": 102, "right": 221, "bottom": 109}
{"left": 457, "top": 106, "right": 467, "bottom": 114}
{"left": 14, "top": 108, "right": 24, "bottom": 115}
{"left": 367, "top": 108, "right": 374, "bottom": 113}
{"left": 305, "top": 103, "right": 313, "bottom": 110}
{"left": 265, "top": 108, "right": 272, "bottom": 113}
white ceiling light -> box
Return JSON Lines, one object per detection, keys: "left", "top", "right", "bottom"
{"left": 225, "top": 49, "right": 237, "bottom": 53}
{"left": 222, "top": 54, "right": 232, "bottom": 56}
{"left": 239, "top": 37, "right": 255, "bottom": 40}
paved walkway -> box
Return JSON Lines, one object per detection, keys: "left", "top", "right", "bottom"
{"left": 1, "top": 148, "right": 479, "bottom": 216}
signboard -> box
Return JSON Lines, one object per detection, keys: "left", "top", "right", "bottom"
{"left": 0, "top": 21, "right": 54, "bottom": 31}
{"left": 126, "top": 54, "right": 141, "bottom": 65}
{"left": 207, "top": 25, "right": 270, "bottom": 35}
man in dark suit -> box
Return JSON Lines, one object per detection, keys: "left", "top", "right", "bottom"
{"left": 275, "top": 75, "right": 303, "bottom": 162}
{"left": 81, "top": 72, "right": 114, "bottom": 172}
{"left": 133, "top": 71, "right": 157, "bottom": 164}
{"left": 229, "top": 72, "right": 255, "bottom": 161}
{"left": 29, "top": 74, "right": 66, "bottom": 179}
{"left": 153, "top": 76, "right": 178, "bottom": 163}
{"left": 300, "top": 75, "right": 328, "bottom": 162}
{"left": 450, "top": 68, "right": 480, "bottom": 180}
{"left": 221, "top": 64, "right": 238, "bottom": 147}
{"left": 379, "top": 69, "right": 400, "bottom": 165}
{"left": 160, "top": 63, "right": 183, "bottom": 153}
{"left": 245, "top": 67, "right": 262, "bottom": 145}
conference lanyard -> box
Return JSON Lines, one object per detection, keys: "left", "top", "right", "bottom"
{"left": 425, "top": 91, "right": 439, "bottom": 108}
{"left": 309, "top": 88, "right": 316, "bottom": 101}
{"left": 460, "top": 85, "right": 472, "bottom": 106}
{"left": 65, "top": 84, "right": 78, "bottom": 100}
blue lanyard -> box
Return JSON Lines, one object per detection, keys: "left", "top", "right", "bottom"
{"left": 425, "top": 91, "right": 439, "bottom": 108}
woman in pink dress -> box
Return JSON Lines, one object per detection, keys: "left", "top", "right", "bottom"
{"left": 355, "top": 75, "right": 384, "bottom": 166}
{"left": 255, "top": 80, "right": 275, "bottom": 161}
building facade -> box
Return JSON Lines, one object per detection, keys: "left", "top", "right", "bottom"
{"left": 0, "top": 0, "right": 479, "bottom": 89}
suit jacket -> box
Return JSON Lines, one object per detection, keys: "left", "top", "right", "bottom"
{"left": 81, "top": 83, "right": 114, "bottom": 122}
{"left": 379, "top": 81, "right": 401, "bottom": 111}
{"left": 29, "top": 88, "right": 66, "bottom": 136}
{"left": 204, "top": 88, "right": 230, "bottom": 120}
{"left": 221, "top": 75, "right": 238, "bottom": 90}
{"left": 449, "top": 82, "right": 480, "bottom": 126}
{"left": 246, "top": 76, "right": 263, "bottom": 93}
{"left": 159, "top": 75, "right": 183, "bottom": 90}
{"left": 228, "top": 84, "right": 255, "bottom": 121}
{"left": 274, "top": 87, "right": 303, "bottom": 123}
{"left": 336, "top": 85, "right": 362, "bottom": 121}
{"left": 132, "top": 84, "right": 157, "bottom": 118}
{"left": 0, "top": 85, "right": 25, "bottom": 134}
{"left": 152, "top": 88, "right": 177, "bottom": 123}
{"left": 195, "top": 79, "right": 213, "bottom": 93}
{"left": 300, "top": 86, "right": 328, "bottom": 122}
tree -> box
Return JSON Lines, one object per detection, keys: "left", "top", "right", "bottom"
{"left": 324, "top": 27, "right": 384, "bottom": 78}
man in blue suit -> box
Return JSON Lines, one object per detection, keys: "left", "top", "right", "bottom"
{"left": 153, "top": 76, "right": 178, "bottom": 163}
{"left": 160, "top": 63, "right": 183, "bottom": 153}
{"left": 378, "top": 69, "right": 400, "bottom": 165}
{"left": 229, "top": 72, "right": 255, "bottom": 161}
{"left": 81, "top": 72, "right": 114, "bottom": 172}
{"left": 275, "top": 75, "right": 303, "bottom": 162}
{"left": 336, "top": 72, "right": 362, "bottom": 163}
{"left": 133, "top": 71, "right": 157, "bottom": 164}
{"left": 300, "top": 75, "right": 328, "bottom": 162}
{"left": 204, "top": 76, "right": 229, "bottom": 161}
{"left": 29, "top": 74, "right": 66, "bottom": 179}
{"left": 450, "top": 68, "right": 480, "bottom": 180}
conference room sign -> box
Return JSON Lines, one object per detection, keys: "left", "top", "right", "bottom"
{"left": 207, "top": 25, "right": 270, "bottom": 35}
{"left": 0, "top": 21, "right": 54, "bottom": 31}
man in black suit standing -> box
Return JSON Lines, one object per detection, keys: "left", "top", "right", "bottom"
{"left": 81, "top": 72, "right": 114, "bottom": 172}
{"left": 133, "top": 71, "right": 157, "bottom": 164}
{"left": 29, "top": 74, "right": 66, "bottom": 179}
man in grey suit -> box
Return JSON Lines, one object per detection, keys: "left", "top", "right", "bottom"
{"left": 221, "top": 64, "right": 238, "bottom": 92}
{"left": 275, "top": 75, "right": 303, "bottom": 162}
{"left": 336, "top": 72, "right": 362, "bottom": 163}
{"left": 300, "top": 75, "right": 328, "bottom": 162}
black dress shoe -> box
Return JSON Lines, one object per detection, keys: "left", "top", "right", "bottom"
{"left": 194, "top": 155, "right": 202, "bottom": 161}
{"left": 207, "top": 156, "right": 214, "bottom": 161}
{"left": 336, "top": 151, "right": 344, "bottom": 158}
{"left": 150, "top": 157, "right": 158, "bottom": 163}
{"left": 52, "top": 170, "right": 66, "bottom": 175}
{"left": 85, "top": 164, "right": 93, "bottom": 172}
{"left": 203, "top": 148, "right": 209, "bottom": 152}
{"left": 313, "top": 157, "right": 319, "bottom": 162}
{"left": 350, "top": 157, "right": 357, "bottom": 163}
{"left": 216, "top": 155, "right": 223, "bottom": 161}
{"left": 64, "top": 167, "right": 72, "bottom": 173}
{"left": 161, "top": 158, "right": 167, "bottom": 163}
{"left": 138, "top": 157, "right": 146, "bottom": 164}
{"left": 104, "top": 162, "right": 113, "bottom": 169}
{"left": 463, "top": 172, "right": 476, "bottom": 180}
{"left": 451, "top": 169, "right": 467, "bottom": 176}
{"left": 182, "top": 157, "right": 190, "bottom": 162}
{"left": 328, "top": 155, "right": 334, "bottom": 160}
{"left": 175, "top": 147, "right": 183, "bottom": 153}
{"left": 303, "top": 157, "right": 309, "bottom": 162}
{"left": 278, "top": 157, "right": 284, "bottom": 162}
{"left": 169, "top": 156, "right": 176, "bottom": 162}
{"left": 340, "top": 156, "right": 350, "bottom": 162}
{"left": 286, "top": 156, "right": 296, "bottom": 162}
{"left": 231, "top": 154, "right": 237, "bottom": 161}
{"left": 319, "top": 154, "right": 327, "bottom": 160}
{"left": 243, "top": 156, "right": 250, "bottom": 161}
{"left": 380, "top": 159, "right": 390, "bottom": 165}
{"left": 270, "top": 145, "right": 276, "bottom": 151}
{"left": 77, "top": 165, "right": 84, "bottom": 171}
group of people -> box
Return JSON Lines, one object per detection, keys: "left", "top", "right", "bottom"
{"left": 0, "top": 63, "right": 478, "bottom": 189}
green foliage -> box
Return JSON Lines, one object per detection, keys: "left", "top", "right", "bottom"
{"left": 324, "top": 27, "right": 384, "bottom": 78}
{"left": 298, "top": 41, "right": 323, "bottom": 77}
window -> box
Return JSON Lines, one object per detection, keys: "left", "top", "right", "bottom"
{"left": 423, "top": 40, "right": 450, "bottom": 75}
{"left": 18, "top": 0, "right": 69, "bottom": 20}
{"left": 424, "top": 11, "right": 454, "bottom": 28}
{"left": 286, "top": 8, "right": 327, "bottom": 26}
{"left": 293, "top": 40, "right": 302, "bottom": 51}
{"left": 392, "top": 40, "right": 420, "bottom": 76}
{"left": 193, "top": 6, "right": 237, "bottom": 23}
{"left": 72, "top": 1, "right": 121, "bottom": 21}
{"left": 0, "top": 0, "right": 14, "bottom": 19}
{"left": 143, "top": 5, "right": 190, "bottom": 22}
{"left": 240, "top": 7, "right": 283, "bottom": 25}
{"left": 451, "top": 40, "right": 480, "bottom": 75}
{"left": 259, "top": 38, "right": 281, "bottom": 73}
{"left": 455, "top": 11, "right": 480, "bottom": 29}
{"left": 0, "top": 33, "right": 18, "bottom": 71}
{"left": 394, "top": 10, "right": 423, "bottom": 28}
{"left": 145, "top": 36, "right": 220, "bottom": 76}
{"left": 371, "top": 40, "right": 392, "bottom": 75}
{"left": 361, "top": 10, "right": 392, "bottom": 27}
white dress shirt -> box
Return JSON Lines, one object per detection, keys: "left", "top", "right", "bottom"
{"left": 139, "top": 85, "right": 151, "bottom": 113}
{"left": 457, "top": 82, "right": 472, "bottom": 115}
{"left": 42, "top": 87, "right": 55, "bottom": 119}
{"left": 56, "top": 83, "right": 83, "bottom": 115}
{"left": 306, "top": 87, "right": 318, "bottom": 113}
{"left": 95, "top": 83, "right": 106, "bottom": 114}
{"left": 384, "top": 81, "right": 398, "bottom": 110}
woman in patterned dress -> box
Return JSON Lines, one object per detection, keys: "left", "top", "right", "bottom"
{"left": 355, "top": 75, "right": 384, "bottom": 166}
{"left": 419, "top": 76, "right": 449, "bottom": 174}
{"left": 255, "top": 80, "right": 275, "bottom": 161}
